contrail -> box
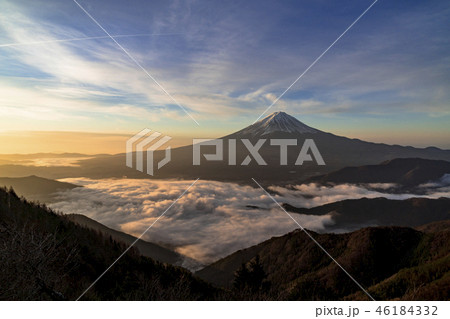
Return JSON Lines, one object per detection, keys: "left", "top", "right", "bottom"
{"left": 0, "top": 33, "right": 182, "bottom": 48}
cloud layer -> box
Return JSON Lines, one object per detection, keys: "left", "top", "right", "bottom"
{"left": 49, "top": 178, "right": 449, "bottom": 265}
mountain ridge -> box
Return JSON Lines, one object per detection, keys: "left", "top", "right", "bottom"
{"left": 0, "top": 175, "right": 80, "bottom": 202}
{"left": 305, "top": 158, "right": 450, "bottom": 188}
{"left": 65, "top": 214, "right": 189, "bottom": 267}
{"left": 196, "top": 221, "right": 450, "bottom": 300}
{"left": 282, "top": 197, "right": 450, "bottom": 232}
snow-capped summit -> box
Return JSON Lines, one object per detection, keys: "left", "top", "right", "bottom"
{"left": 236, "top": 111, "right": 319, "bottom": 137}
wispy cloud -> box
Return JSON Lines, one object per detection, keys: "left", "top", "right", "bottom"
{"left": 0, "top": 0, "right": 449, "bottom": 143}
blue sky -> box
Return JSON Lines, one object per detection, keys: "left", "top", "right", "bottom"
{"left": 0, "top": 0, "right": 449, "bottom": 151}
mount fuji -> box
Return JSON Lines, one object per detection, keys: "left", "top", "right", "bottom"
{"left": 233, "top": 111, "right": 318, "bottom": 136}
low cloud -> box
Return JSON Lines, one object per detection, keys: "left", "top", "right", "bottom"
{"left": 49, "top": 178, "right": 449, "bottom": 265}
{"left": 419, "top": 174, "right": 450, "bottom": 188}
{"left": 418, "top": 174, "right": 450, "bottom": 197}
{"left": 269, "top": 183, "right": 423, "bottom": 208}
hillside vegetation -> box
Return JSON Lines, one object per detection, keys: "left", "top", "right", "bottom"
{"left": 0, "top": 187, "right": 216, "bottom": 300}
{"left": 197, "top": 220, "right": 450, "bottom": 300}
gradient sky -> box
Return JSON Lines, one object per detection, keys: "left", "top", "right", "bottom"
{"left": 0, "top": 0, "right": 449, "bottom": 153}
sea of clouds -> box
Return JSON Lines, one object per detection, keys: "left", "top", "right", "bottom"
{"left": 49, "top": 177, "right": 450, "bottom": 266}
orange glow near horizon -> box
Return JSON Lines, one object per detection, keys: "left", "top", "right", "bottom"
{"left": 0, "top": 129, "right": 449, "bottom": 155}
{"left": 0, "top": 131, "right": 197, "bottom": 155}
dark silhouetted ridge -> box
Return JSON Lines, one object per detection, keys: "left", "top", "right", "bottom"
{"left": 197, "top": 221, "right": 450, "bottom": 300}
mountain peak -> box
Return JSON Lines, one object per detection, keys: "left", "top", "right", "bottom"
{"left": 235, "top": 111, "right": 318, "bottom": 137}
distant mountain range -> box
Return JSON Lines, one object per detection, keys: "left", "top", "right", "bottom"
{"left": 1, "top": 112, "right": 449, "bottom": 183}
{"left": 283, "top": 197, "right": 450, "bottom": 232}
{"left": 306, "top": 158, "right": 450, "bottom": 189}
